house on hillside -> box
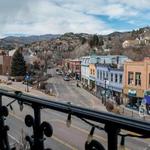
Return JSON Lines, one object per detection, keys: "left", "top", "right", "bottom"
{"left": 9, "top": 48, "right": 37, "bottom": 65}
{"left": 122, "top": 39, "right": 140, "bottom": 48}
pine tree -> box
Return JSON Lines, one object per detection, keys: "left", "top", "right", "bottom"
{"left": 11, "top": 47, "right": 26, "bottom": 76}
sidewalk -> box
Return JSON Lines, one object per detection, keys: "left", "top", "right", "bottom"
{"left": 119, "top": 105, "right": 150, "bottom": 121}
{"left": 0, "top": 82, "right": 56, "bottom": 100}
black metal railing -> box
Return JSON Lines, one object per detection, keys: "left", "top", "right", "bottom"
{"left": 0, "top": 88, "right": 150, "bottom": 150}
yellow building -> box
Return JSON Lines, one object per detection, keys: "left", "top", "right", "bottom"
{"left": 89, "top": 63, "right": 96, "bottom": 90}
{"left": 123, "top": 57, "right": 150, "bottom": 108}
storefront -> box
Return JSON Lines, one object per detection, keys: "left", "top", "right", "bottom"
{"left": 89, "top": 77, "right": 96, "bottom": 90}
{"left": 125, "top": 89, "right": 143, "bottom": 110}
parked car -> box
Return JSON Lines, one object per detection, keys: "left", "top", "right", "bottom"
{"left": 63, "top": 76, "right": 70, "bottom": 81}
{"left": 56, "top": 71, "right": 63, "bottom": 75}
{"left": 6, "top": 80, "right": 12, "bottom": 85}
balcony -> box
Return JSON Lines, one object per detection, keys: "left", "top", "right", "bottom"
{"left": 0, "top": 88, "right": 150, "bottom": 150}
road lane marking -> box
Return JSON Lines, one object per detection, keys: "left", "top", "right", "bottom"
{"left": 8, "top": 134, "right": 20, "bottom": 144}
{"left": 52, "top": 136, "right": 78, "bottom": 150}
{"left": 123, "top": 131, "right": 150, "bottom": 142}
{"left": 9, "top": 113, "right": 78, "bottom": 150}
{"left": 53, "top": 83, "right": 59, "bottom": 97}
{"left": 50, "top": 119, "right": 106, "bottom": 142}
{"left": 9, "top": 112, "right": 106, "bottom": 148}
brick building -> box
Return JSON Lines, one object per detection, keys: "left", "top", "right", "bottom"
{"left": 0, "top": 55, "right": 12, "bottom": 75}
{"left": 123, "top": 57, "right": 150, "bottom": 109}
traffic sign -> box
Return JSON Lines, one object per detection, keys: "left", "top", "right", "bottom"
{"left": 139, "top": 105, "right": 146, "bottom": 117}
{"left": 25, "top": 75, "right": 30, "bottom": 81}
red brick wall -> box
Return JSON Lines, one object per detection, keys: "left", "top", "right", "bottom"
{"left": 2, "top": 56, "right": 12, "bottom": 75}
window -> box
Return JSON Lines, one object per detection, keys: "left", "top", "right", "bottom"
{"left": 135, "top": 72, "right": 141, "bottom": 86}
{"left": 128, "top": 72, "right": 133, "bottom": 85}
{"left": 93, "top": 69, "right": 95, "bottom": 75}
{"left": 90, "top": 69, "right": 92, "bottom": 74}
{"left": 106, "top": 72, "right": 108, "bottom": 80}
{"left": 103, "top": 71, "right": 105, "bottom": 80}
{"left": 97, "top": 70, "right": 99, "bottom": 78}
{"left": 119, "top": 74, "right": 122, "bottom": 84}
{"left": 100, "top": 71, "right": 102, "bottom": 80}
{"left": 76, "top": 65, "right": 80, "bottom": 70}
{"left": 115, "top": 74, "right": 118, "bottom": 82}
{"left": 111, "top": 73, "right": 113, "bottom": 82}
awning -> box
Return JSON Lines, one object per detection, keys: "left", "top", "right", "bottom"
{"left": 144, "top": 95, "right": 150, "bottom": 104}
{"left": 128, "top": 89, "right": 136, "bottom": 97}
{"left": 144, "top": 90, "right": 150, "bottom": 96}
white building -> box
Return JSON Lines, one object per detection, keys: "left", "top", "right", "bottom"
{"left": 81, "top": 55, "right": 129, "bottom": 87}
{"left": 81, "top": 56, "right": 90, "bottom": 86}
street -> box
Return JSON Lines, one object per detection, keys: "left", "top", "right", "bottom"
{"left": 0, "top": 72, "right": 150, "bottom": 150}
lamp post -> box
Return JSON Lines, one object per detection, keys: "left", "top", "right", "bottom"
{"left": 104, "top": 77, "right": 110, "bottom": 105}
{"left": 104, "top": 78, "right": 107, "bottom": 105}
{"left": 25, "top": 73, "right": 30, "bottom": 92}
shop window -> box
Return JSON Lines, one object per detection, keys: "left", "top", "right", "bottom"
{"left": 119, "top": 74, "right": 122, "bottom": 84}
{"left": 115, "top": 74, "right": 118, "bottom": 83}
{"left": 128, "top": 72, "right": 134, "bottom": 85}
{"left": 111, "top": 73, "right": 113, "bottom": 82}
{"left": 135, "top": 72, "right": 141, "bottom": 86}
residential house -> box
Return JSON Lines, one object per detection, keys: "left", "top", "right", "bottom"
{"left": 122, "top": 39, "right": 140, "bottom": 48}
{"left": 123, "top": 57, "right": 150, "bottom": 109}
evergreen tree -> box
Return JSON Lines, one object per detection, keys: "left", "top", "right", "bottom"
{"left": 11, "top": 47, "right": 26, "bottom": 76}
{"left": 93, "top": 34, "right": 99, "bottom": 46}
{"left": 99, "top": 36, "right": 104, "bottom": 46}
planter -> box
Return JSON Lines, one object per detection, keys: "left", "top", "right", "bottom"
{"left": 15, "top": 76, "right": 24, "bottom": 82}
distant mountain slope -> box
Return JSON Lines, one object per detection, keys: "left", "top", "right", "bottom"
{"left": 0, "top": 34, "right": 60, "bottom": 50}
{"left": 0, "top": 26, "right": 150, "bottom": 60}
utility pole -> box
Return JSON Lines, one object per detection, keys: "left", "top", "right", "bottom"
{"left": 104, "top": 78, "right": 107, "bottom": 105}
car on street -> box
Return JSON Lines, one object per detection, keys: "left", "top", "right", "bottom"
{"left": 6, "top": 80, "right": 12, "bottom": 85}
{"left": 63, "top": 76, "right": 70, "bottom": 81}
{"left": 56, "top": 71, "right": 63, "bottom": 75}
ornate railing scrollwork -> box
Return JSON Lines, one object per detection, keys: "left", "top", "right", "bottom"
{"left": 24, "top": 105, "right": 53, "bottom": 150}
{"left": 0, "top": 89, "right": 149, "bottom": 150}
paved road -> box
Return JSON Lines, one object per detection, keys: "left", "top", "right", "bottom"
{"left": 0, "top": 74, "right": 150, "bottom": 150}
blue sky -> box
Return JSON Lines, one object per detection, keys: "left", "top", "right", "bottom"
{"left": 0, "top": 0, "right": 150, "bottom": 37}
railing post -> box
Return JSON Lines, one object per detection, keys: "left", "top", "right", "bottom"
{"left": 32, "top": 105, "right": 44, "bottom": 150}
{"left": 0, "top": 95, "right": 10, "bottom": 150}
{"left": 105, "top": 123, "right": 120, "bottom": 150}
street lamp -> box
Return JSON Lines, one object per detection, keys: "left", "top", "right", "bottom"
{"left": 104, "top": 78, "right": 107, "bottom": 105}
{"left": 104, "top": 77, "right": 109, "bottom": 105}
{"left": 25, "top": 73, "right": 30, "bottom": 92}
